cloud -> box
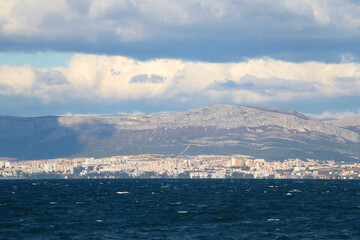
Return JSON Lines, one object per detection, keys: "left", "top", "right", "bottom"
{"left": 209, "top": 75, "right": 316, "bottom": 93}
{"left": 1, "top": 0, "right": 360, "bottom": 61}
{"left": 0, "top": 65, "right": 35, "bottom": 96}
{"left": 312, "top": 109, "right": 360, "bottom": 120}
{"left": 2, "top": 0, "right": 359, "bottom": 39}
{"left": 340, "top": 53, "right": 356, "bottom": 63}
{"left": 1, "top": 54, "right": 360, "bottom": 106}
{"left": 130, "top": 74, "right": 164, "bottom": 83}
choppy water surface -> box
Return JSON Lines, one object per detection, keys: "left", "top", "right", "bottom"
{"left": 1, "top": 179, "right": 360, "bottom": 239}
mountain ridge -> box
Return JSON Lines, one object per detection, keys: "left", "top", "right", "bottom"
{"left": 1, "top": 104, "right": 360, "bottom": 161}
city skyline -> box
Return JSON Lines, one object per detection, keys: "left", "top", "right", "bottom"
{"left": 2, "top": 154, "right": 360, "bottom": 180}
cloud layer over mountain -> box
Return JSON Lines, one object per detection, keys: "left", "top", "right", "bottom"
{"left": 1, "top": 54, "right": 360, "bottom": 106}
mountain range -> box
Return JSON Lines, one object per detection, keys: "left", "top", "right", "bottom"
{"left": 1, "top": 104, "right": 360, "bottom": 162}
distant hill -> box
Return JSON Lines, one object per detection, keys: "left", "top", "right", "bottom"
{"left": 1, "top": 104, "right": 360, "bottom": 161}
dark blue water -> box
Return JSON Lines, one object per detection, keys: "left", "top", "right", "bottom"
{"left": 1, "top": 179, "right": 359, "bottom": 239}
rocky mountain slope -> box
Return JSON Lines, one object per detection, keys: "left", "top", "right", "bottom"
{"left": 1, "top": 104, "right": 359, "bottom": 161}
{"left": 326, "top": 116, "right": 360, "bottom": 134}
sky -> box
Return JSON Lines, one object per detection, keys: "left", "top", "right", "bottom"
{"left": 1, "top": 0, "right": 360, "bottom": 118}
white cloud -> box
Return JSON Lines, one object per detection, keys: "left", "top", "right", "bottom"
{"left": 311, "top": 110, "right": 360, "bottom": 120}
{"left": 1, "top": 54, "right": 360, "bottom": 105}
{"left": 0, "top": 65, "right": 35, "bottom": 95}
{"left": 340, "top": 53, "right": 356, "bottom": 63}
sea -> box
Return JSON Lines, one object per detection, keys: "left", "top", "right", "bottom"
{"left": 1, "top": 179, "right": 360, "bottom": 240}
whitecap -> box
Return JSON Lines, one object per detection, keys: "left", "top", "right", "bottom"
{"left": 49, "top": 202, "right": 58, "bottom": 205}
{"left": 76, "top": 202, "right": 85, "bottom": 205}
{"left": 116, "top": 191, "right": 130, "bottom": 194}
{"left": 286, "top": 193, "right": 292, "bottom": 196}
{"left": 289, "top": 189, "right": 302, "bottom": 193}
{"left": 177, "top": 211, "right": 188, "bottom": 214}
{"left": 166, "top": 202, "right": 182, "bottom": 205}
{"left": 95, "top": 220, "right": 104, "bottom": 222}
{"left": 32, "top": 182, "right": 40, "bottom": 186}
{"left": 267, "top": 218, "right": 280, "bottom": 221}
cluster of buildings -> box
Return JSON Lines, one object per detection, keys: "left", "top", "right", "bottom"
{"left": 1, "top": 154, "right": 360, "bottom": 179}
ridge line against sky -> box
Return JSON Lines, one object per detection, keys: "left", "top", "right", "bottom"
{"left": 0, "top": 0, "right": 360, "bottom": 117}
